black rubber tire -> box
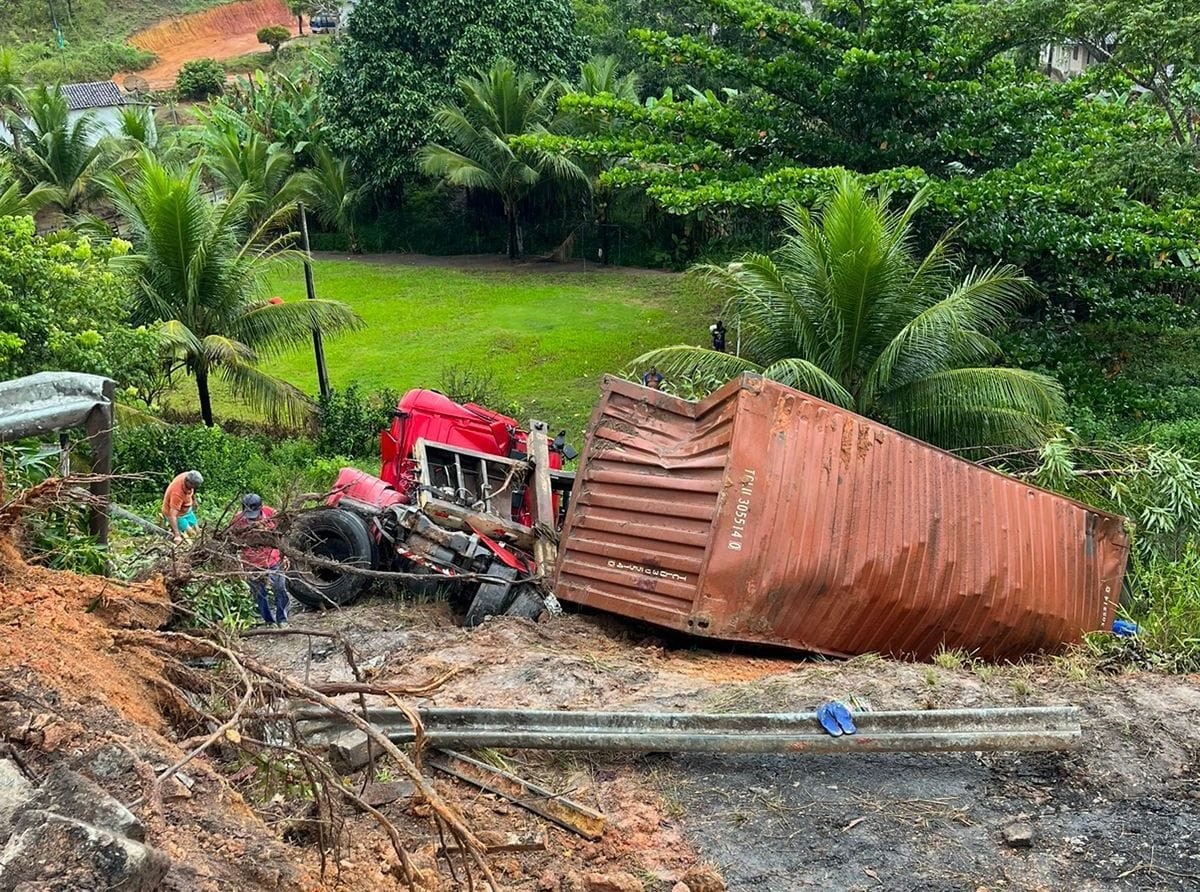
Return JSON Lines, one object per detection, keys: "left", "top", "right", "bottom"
{"left": 504, "top": 585, "right": 544, "bottom": 621}
{"left": 397, "top": 559, "right": 443, "bottom": 599}
{"left": 463, "top": 564, "right": 518, "bottom": 628}
{"left": 287, "top": 508, "right": 375, "bottom": 609}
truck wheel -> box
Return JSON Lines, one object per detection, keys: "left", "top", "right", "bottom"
{"left": 505, "top": 585, "right": 544, "bottom": 621}
{"left": 397, "top": 559, "right": 443, "bottom": 599}
{"left": 464, "top": 564, "right": 518, "bottom": 628}
{"left": 287, "top": 509, "right": 375, "bottom": 609}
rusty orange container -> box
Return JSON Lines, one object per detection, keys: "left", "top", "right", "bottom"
{"left": 552, "top": 374, "right": 1129, "bottom": 661}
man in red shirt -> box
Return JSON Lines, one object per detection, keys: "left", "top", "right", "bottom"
{"left": 230, "top": 493, "right": 289, "bottom": 626}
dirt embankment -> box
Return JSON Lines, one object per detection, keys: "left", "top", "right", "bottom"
{"left": 0, "top": 541, "right": 387, "bottom": 891}
{"left": 126, "top": 0, "right": 294, "bottom": 88}
{"left": 3, "top": 529, "right": 1197, "bottom": 891}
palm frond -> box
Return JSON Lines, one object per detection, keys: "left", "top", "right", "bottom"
{"left": 760, "top": 358, "right": 855, "bottom": 408}
{"left": 216, "top": 356, "right": 316, "bottom": 426}
{"left": 629, "top": 345, "right": 765, "bottom": 387}
{"left": 880, "top": 367, "right": 1065, "bottom": 449}
{"left": 201, "top": 334, "right": 257, "bottom": 365}
{"left": 231, "top": 299, "right": 363, "bottom": 356}
{"left": 861, "top": 264, "right": 1037, "bottom": 403}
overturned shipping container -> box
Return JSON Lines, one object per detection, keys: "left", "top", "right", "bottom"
{"left": 552, "top": 375, "right": 1129, "bottom": 661}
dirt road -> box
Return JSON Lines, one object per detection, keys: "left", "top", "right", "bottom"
{"left": 126, "top": 0, "right": 293, "bottom": 88}
{"left": 247, "top": 597, "right": 1200, "bottom": 891}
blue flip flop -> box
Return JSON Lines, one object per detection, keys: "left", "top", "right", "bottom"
{"left": 816, "top": 702, "right": 844, "bottom": 737}
{"left": 830, "top": 700, "right": 857, "bottom": 735}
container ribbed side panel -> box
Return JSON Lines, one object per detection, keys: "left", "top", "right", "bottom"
{"left": 698, "top": 388, "right": 1128, "bottom": 659}
{"left": 554, "top": 375, "right": 1129, "bottom": 661}
{"left": 552, "top": 378, "right": 743, "bottom": 626}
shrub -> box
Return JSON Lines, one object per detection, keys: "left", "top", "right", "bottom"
{"left": 114, "top": 423, "right": 269, "bottom": 507}
{"left": 438, "top": 367, "right": 525, "bottom": 420}
{"left": 1087, "top": 548, "right": 1200, "bottom": 673}
{"left": 176, "top": 59, "right": 226, "bottom": 100}
{"left": 257, "top": 25, "right": 291, "bottom": 54}
{"left": 316, "top": 385, "right": 398, "bottom": 458}
{"left": 114, "top": 422, "right": 359, "bottom": 509}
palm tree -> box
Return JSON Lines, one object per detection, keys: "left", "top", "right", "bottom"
{"left": 8, "top": 84, "right": 113, "bottom": 214}
{"left": 574, "top": 55, "right": 640, "bottom": 102}
{"left": 287, "top": 144, "right": 362, "bottom": 252}
{"left": 0, "top": 158, "right": 55, "bottom": 217}
{"left": 637, "top": 174, "right": 1064, "bottom": 450}
{"left": 200, "top": 112, "right": 295, "bottom": 226}
{"left": 103, "top": 151, "right": 362, "bottom": 427}
{"left": 7, "top": 84, "right": 115, "bottom": 216}
{"left": 420, "top": 59, "right": 587, "bottom": 260}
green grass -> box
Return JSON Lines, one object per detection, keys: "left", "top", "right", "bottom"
{"left": 165, "top": 258, "right": 716, "bottom": 434}
{"left": 3, "top": 0, "right": 225, "bottom": 84}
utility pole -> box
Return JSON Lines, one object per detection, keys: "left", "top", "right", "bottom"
{"left": 298, "top": 202, "right": 331, "bottom": 400}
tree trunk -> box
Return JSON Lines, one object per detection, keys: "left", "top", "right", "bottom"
{"left": 196, "top": 365, "right": 215, "bottom": 427}
{"left": 506, "top": 203, "right": 519, "bottom": 261}
{"left": 297, "top": 14, "right": 304, "bottom": 35}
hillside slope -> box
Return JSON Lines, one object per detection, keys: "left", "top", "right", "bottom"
{"left": 2, "top": 0, "right": 225, "bottom": 84}
{"left": 5, "top": 0, "right": 221, "bottom": 42}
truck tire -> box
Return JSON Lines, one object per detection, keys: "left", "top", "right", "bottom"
{"left": 287, "top": 509, "right": 375, "bottom": 609}
{"left": 463, "top": 564, "right": 518, "bottom": 628}
{"left": 505, "top": 585, "right": 544, "bottom": 621}
{"left": 397, "top": 559, "right": 443, "bottom": 599}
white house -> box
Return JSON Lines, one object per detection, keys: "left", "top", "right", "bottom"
{"left": 1039, "top": 40, "right": 1112, "bottom": 80}
{"left": 1, "top": 80, "right": 136, "bottom": 146}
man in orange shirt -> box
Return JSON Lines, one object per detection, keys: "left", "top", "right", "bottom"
{"left": 162, "top": 470, "right": 203, "bottom": 543}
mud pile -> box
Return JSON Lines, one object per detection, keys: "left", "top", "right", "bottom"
{"left": 0, "top": 540, "right": 387, "bottom": 891}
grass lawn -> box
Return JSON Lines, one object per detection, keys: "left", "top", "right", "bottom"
{"left": 165, "top": 257, "right": 717, "bottom": 434}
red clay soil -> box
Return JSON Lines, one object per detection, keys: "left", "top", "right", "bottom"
{"left": 0, "top": 538, "right": 396, "bottom": 891}
{"left": 126, "top": 0, "right": 294, "bottom": 88}
{"left": 0, "top": 537, "right": 169, "bottom": 730}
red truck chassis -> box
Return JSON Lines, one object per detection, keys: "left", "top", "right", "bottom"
{"left": 287, "top": 389, "right": 574, "bottom": 625}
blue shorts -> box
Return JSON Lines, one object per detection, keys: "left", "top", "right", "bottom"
{"left": 175, "top": 510, "right": 198, "bottom": 533}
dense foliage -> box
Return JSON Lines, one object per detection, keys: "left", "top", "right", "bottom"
{"left": 420, "top": 60, "right": 587, "bottom": 259}
{"left": 324, "top": 0, "right": 583, "bottom": 195}
{"left": 0, "top": 215, "right": 159, "bottom": 391}
{"left": 176, "top": 58, "right": 226, "bottom": 100}
{"left": 638, "top": 176, "right": 1065, "bottom": 449}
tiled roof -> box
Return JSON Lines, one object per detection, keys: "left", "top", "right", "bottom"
{"left": 60, "top": 81, "right": 125, "bottom": 111}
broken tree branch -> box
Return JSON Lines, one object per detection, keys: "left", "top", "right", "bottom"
{"left": 121, "top": 629, "right": 499, "bottom": 891}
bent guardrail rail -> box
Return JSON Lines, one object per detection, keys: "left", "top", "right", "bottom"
{"left": 0, "top": 372, "right": 115, "bottom": 546}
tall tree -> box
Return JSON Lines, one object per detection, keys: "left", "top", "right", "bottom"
{"left": 324, "top": 0, "right": 583, "bottom": 195}
{"left": 103, "top": 152, "right": 362, "bottom": 426}
{"left": 1039, "top": 0, "right": 1200, "bottom": 152}
{"left": 287, "top": 145, "right": 363, "bottom": 253}
{"left": 420, "top": 60, "right": 587, "bottom": 259}
{"left": 288, "top": 0, "right": 313, "bottom": 35}
{"left": 200, "top": 112, "right": 297, "bottom": 226}
{"left": 636, "top": 174, "right": 1064, "bottom": 450}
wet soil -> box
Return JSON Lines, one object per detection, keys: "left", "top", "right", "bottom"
{"left": 243, "top": 596, "right": 1200, "bottom": 891}
{"left": 3, "top": 541, "right": 1196, "bottom": 890}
